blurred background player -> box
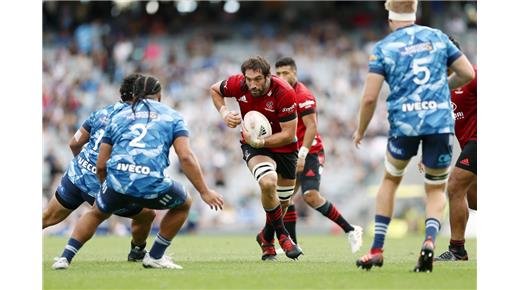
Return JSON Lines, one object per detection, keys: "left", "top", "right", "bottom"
{"left": 352, "top": 0, "right": 474, "bottom": 272}
{"left": 435, "top": 36, "right": 477, "bottom": 262}
{"left": 43, "top": 73, "right": 156, "bottom": 262}
{"left": 274, "top": 57, "right": 363, "bottom": 254}
{"left": 52, "top": 75, "right": 224, "bottom": 270}
{"left": 210, "top": 56, "right": 302, "bottom": 260}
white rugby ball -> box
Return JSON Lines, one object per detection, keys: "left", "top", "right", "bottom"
{"left": 243, "top": 110, "right": 272, "bottom": 139}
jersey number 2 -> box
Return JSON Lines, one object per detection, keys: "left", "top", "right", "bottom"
{"left": 412, "top": 58, "right": 431, "bottom": 85}
{"left": 129, "top": 124, "right": 148, "bottom": 148}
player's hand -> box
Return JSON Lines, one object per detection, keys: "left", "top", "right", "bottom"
{"left": 223, "top": 111, "right": 242, "bottom": 128}
{"left": 296, "top": 157, "right": 305, "bottom": 174}
{"left": 241, "top": 124, "right": 264, "bottom": 148}
{"left": 200, "top": 189, "right": 224, "bottom": 211}
{"left": 353, "top": 130, "right": 364, "bottom": 149}
{"left": 417, "top": 161, "right": 425, "bottom": 173}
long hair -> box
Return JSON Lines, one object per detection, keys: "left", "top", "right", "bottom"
{"left": 131, "top": 75, "right": 162, "bottom": 123}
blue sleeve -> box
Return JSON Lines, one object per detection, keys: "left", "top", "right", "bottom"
{"left": 443, "top": 33, "right": 463, "bottom": 66}
{"left": 172, "top": 118, "right": 190, "bottom": 141}
{"left": 368, "top": 43, "right": 386, "bottom": 76}
{"left": 81, "top": 112, "right": 96, "bottom": 133}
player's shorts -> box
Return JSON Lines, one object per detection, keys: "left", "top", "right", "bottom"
{"left": 241, "top": 144, "right": 297, "bottom": 180}
{"left": 455, "top": 140, "right": 477, "bottom": 175}
{"left": 96, "top": 180, "right": 189, "bottom": 214}
{"left": 387, "top": 133, "right": 454, "bottom": 169}
{"left": 297, "top": 150, "right": 325, "bottom": 193}
{"left": 55, "top": 175, "right": 142, "bottom": 218}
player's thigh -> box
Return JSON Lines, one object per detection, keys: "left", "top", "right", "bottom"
{"left": 298, "top": 152, "right": 323, "bottom": 196}
{"left": 43, "top": 193, "right": 73, "bottom": 223}
{"left": 385, "top": 136, "right": 419, "bottom": 175}
{"left": 54, "top": 175, "right": 88, "bottom": 211}
{"left": 447, "top": 166, "right": 476, "bottom": 194}
{"left": 242, "top": 144, "right": 277, "bottom": 184}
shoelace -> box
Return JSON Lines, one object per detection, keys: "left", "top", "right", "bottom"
{"left": 438, "top": 251, "right": 455, "bottom": 260}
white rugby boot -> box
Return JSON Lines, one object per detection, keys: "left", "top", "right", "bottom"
{"left": 347, "top": 225, "right": 363, "bottom": 253}
{"left": 142, "top": 252, "right": 183, "bottom": 269}
{"left": 52, "top": 257, "right": 70, "bottom": 270}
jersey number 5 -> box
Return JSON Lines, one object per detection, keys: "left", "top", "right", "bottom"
{"left": 412, "top": 58, "right": 431, "bottom": 85}
{"left": 129, "top": 124, "right": 148, "bottom": 148}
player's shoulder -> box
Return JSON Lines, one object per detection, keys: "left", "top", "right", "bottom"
{"left": 295, "top": 82, "right": 315, "bottom": 99}
{"left": 272, "top": 75, "right": 295, "bottom": 94}
{"left": 225, "top": 74, "right": 247, "bottom": 91}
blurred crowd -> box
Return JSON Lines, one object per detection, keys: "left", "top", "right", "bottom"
{"left": 42, "top": 1, "right": 477, "bottom": 235}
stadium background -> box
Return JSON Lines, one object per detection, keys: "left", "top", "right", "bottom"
{"left": 42, "top": 1, "right": 477, "bottom": 237}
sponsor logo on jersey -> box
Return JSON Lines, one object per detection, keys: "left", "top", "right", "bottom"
{"left": 399, "top": 42, "right": 433, "bottom": 56}
{"left": 116, "top": 163, "right": 151, "bottom": 175}
{"left": 454, "top": 111, "right": 464, "bottom": 120}
{"left": 126, "top": 111, "right": 158, "bottom": 120}
{"left": 402, "top": 101, "right": 438, "bottom": 112}
{"left": 77, "top": 156, "right": 97, "bottom": 174}
{"left": 282, "top": 103, "right": 296, "bottom": 113}
{"left": 299, "top": 100, "right": 315, "bottom": 109}
{"left": 369, "top": 54, "right": 378, "bottom": 61}
{"left": 388, "top": 140, "right": 403, "bottom": 155}
{"left": 238, "top": 95, "right": 248, "bottom": 103}
{"left": 451, "top": 102, "right": 457, "bottom": 111}
{"left": 454, "top": 90, "right": 464, "bottom": 95}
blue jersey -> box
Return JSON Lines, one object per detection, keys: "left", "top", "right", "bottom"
{"left": 368, "top": 24, "right": 462, "bottom": 137}
{"left": 65, "top": 102, "right": 127, "bottom": 197}
{"left": 101, "top": 100, "right": 190, "bottom": 198}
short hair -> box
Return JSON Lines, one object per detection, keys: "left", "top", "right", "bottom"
{"left": 241, "top": 56, "right": 271, "bottom": 76}
{"left": 275, "top": 57, "right": 297, "bottom": 70}
{"left": 448, "top": 35, "right": 461, "bottom": 50}
{"left": 120, "top": 73, "right": 143, "bottom": 102}
{"left": 385, "top": 0, "right": 418, "bottom": 14}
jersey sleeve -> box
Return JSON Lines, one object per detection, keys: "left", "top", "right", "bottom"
{"left": 172, "top": 117, "right": 190, "bottom": 141}
{"left": 219, "top": 74, "right": 243, "bottom": 98}
{"left": 443, "top": 33, "right": 463, "bottom": 66}
{"left": 368, "top": 43, "right": 385, "bottom": 76}
{"left": 81, "top": 111, "right": 96, "bottom": 134}
{"left": 277, "top": 89, "right": 297, "bottom": 123}
{"left": 298, "top": 93, "right": 317, "bottom": 117}
{"left": 469, "top": 66, "right": 477, "bottom": 94}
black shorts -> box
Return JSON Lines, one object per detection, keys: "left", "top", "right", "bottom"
{"left": 455, "top": 140, "right": 477, "bottom": 175}
{"left": 297, "top": 150, "right": 325, "bottom": 193}
{"left": 241, "top": 144, "right": 297, "bottom": 180}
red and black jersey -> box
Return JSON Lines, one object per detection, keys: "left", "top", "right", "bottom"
{"left": 220, "top": 74, "right": 298, "bottom": 153}
{"left": 451, "top": 65, "right": 477, "bottom": 149}
{"left": 294, "top": 82, "right": 324, "bottom": 154}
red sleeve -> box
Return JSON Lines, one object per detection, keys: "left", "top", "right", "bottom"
{"left": 277, "top": 89, "right": 297, "bottom": 123}
{"left": 298, "top": 93, "right": 317, "bottom": 117}
{"left": 220, "top": 74, "right": 243, "bottom": 98}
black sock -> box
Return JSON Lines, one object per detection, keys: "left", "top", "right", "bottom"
{"left": 283, "top": 205, "right": 297, "bottom": 244}
{"left": 131, "top": 240, "right": 146, "bottom": 251}
{"left": 315, "top": 200, "right": 354, "bottom": 233}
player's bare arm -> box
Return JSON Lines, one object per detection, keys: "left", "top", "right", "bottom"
{"left": 69, "top": 127, "right": 90, "bottom": 157}
{"left": 448, "top": 55, "right": 474, "bottom": 90}
{"left": 173, "top": 136, "right": 224, "bottom": 211}
{"left": 96, "top": 143, "right": 112, "bottom": 183}
{"left": 354, "top": 73, "right": 385, "bottom": 148}
{"left": 210, "top": 80, "right": 241, "bottom": 128}
{"left": 262, "top": 118, "right": 297, "bottom": 148}
{"left": 297, "top": 113, "right": 318, "bottom": 172}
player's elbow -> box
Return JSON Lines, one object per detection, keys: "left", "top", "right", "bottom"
{"left": 461, "top": 67, "right": 475, "bottom": 83}
{"left": 362, "top": 95, "right": 377, "bottom": 107}
{"left": 178, "top": 151, "right": 195, "bottom": 166}
{"left": 69, "top": 140, "right": 81, "bottom": 153}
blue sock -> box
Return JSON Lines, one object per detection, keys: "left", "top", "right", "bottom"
{"left": 149, "top": 234, "right": 172, "bottom": 259}
{"left": 372, "top": 215, "right": 391, "bottom": 250}
{"left": 61, "top": 238, "right": 83, "bottom": 263}
{"left": 425, "top": 218, "right": 441, "bottom": 242}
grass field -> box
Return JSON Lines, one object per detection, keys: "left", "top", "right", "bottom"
{"left": 43, "top": 234, "right": 476, "bottom": 290}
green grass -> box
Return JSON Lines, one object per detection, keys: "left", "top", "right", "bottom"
{"left": 43, "top": 234, "right": 476, "bottom": 290}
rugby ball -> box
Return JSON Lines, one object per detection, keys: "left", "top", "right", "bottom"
{"left": 243, "top": 110, "right": 272, "bottom": 139}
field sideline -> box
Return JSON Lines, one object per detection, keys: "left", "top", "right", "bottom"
{"left": 43, "top": 234, "right": 476, "bottom": 290}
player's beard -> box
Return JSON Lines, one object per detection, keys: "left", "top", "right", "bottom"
{"left": 250, "top": 78, "right": 270, "bottom": 98}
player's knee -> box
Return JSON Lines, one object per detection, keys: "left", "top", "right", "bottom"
{"left": 384, "top": 156, "right": 406, "bottom": 177}
{"left": 424, "top": 168, "right": 449, "bottom": 186}
{"left": 181, "top": 194, "right": 193, "bottom": 210}
{"left": 258, "top": 174, "right": 277, "bottom": 193}
{"left": 142, "top": 208, "right": 156, "bottom": 223}
{"left": 302, "top": 190, "right": 321, "bottom": 207}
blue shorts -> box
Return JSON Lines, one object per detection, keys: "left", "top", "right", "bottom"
{"left": 387, "top": 133, "right": 454, "bottom": 169}
{"left": 96, "top": 180, "right": 189, "bottom": 214}
{"left": 55, "top": 175, "right": 142, "bottom": 217}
